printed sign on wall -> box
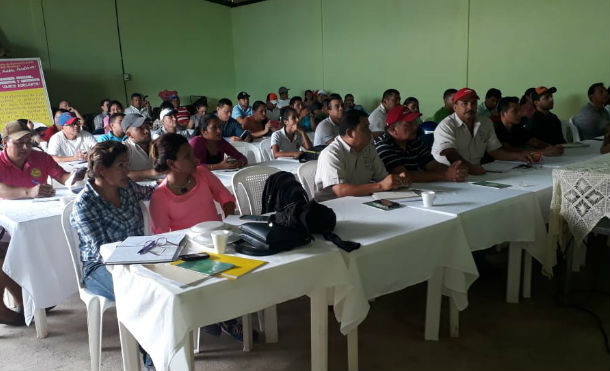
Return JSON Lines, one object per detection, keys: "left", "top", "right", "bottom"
{"left": 0, "top": 58, "right": 52, "bottom": 132}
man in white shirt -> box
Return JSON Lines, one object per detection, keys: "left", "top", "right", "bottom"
{"left": 123, "top": 93, "right": 152, "bottom": 119}
{"left": 432, "top": 88, "right": 532, "bottom": 175}
{"left": 314, "top": 94, "right": 344, "bottom": 146}
{"left": 122, "top": 114, "right": 159, "bottom": 181}
{"left": 277, "top": 86, "right": 290, "bottom": 108}
{"left": 368, "top": 89, "right": 401, "bottom": 137}
{"left": 314, "top": 109, "right": 409, "bottom": 201}
{"left": 47, "top": 112, "right": 97, "bottom": 162}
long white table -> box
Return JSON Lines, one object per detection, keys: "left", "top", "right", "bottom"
{"left": 0, "top": 188, "right": 78, "bottom": 337}
{"left": 101, "top": 233, "right": 369, "bottom": 371}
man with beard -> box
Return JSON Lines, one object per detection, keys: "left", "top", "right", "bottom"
{"left": 525, "top": 86, "right": 566, "bottom": 145}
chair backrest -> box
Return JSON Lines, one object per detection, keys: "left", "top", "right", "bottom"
{"left": 567, "top": 117, "right": 581, "bottom": 142}
{"left": 60, "top": 200, "right": 85, "bottom": 289}
{"left": 140, "top": 201, "right": 152, "bottom": 236}
{"left": 297, "top": 160, "right": 318, "bottom": 199}
{"left": 231, "top": 141, "right": 263, "bottom": 164}
{"left": 259, "top": 138, "right": 274, "bottom": 161}
{"left": 232, "top": 166, "right": 280, "bottom": 215}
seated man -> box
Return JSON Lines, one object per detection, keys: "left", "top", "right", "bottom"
{"left": 433, "top": 88, "right": 457, "bottom": 123}
{"left": 47, "top": 112, "right": 98, "bottom": 162}
{"left": 0, "top": 121, "right": 83, "bottom": 325}
{"left": 313, "top": 94, "right": 344, "bottom": 146}
{"left": 432, "top": 88, "right": 532, "bottom": 175}
{"left": 314, "top": 110, "right": 409, "bottom": 201}
{"left": 231, "top": 91, "right": 252, "bottom": 126}
{"left": 216, "top": 98, "right": 252, "bottom": 142}
{"left": 494, "top": 97, "right": 563, "bottom": 156}
{"left": 374, "top": 105, "right": 468, "bottom": 182}
{"left": 93, "top": 98, "right": 110, "bottom": 133}
{"left": 266, "top": 93, "right": 281, "bottom": 121}
{"left": 525, "top": 86, "right": 566, "bottom": 145}
{"left": 97, "top": 113, "right": 126, "bottom": 142}
{"left": 368, "top": 89, "right": 400, "bottom": 137}
{"left": 151, "top": 107, "right": 193, "bottom": 140}
{"left": 343, "top": 93, "right": 368, "bottom": 114}
{"left": 477, "top": 88, "right": 501, "bottom": 122}
{"left": 123, "top": 92, "right": 152, "bottom": 119}
{"left": 121, "top": 114, "right": 160, "bottom": 181}
{"left": 572, "top": 82, "right": 610, "bottom": 140}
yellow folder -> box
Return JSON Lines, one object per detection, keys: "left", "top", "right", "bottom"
{"left": 206, "top": 252, "right": 267, "bottom": 280}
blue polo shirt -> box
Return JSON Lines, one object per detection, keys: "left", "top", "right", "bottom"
{"left": 97, "top": 132, "right": 126, "bottom": 142}
{"left": 231, "top": 105, "right": 252, "bottom": 119}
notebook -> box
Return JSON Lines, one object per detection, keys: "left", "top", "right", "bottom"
{"left": 105, "top": 233, "right": 187, "bottom": 265}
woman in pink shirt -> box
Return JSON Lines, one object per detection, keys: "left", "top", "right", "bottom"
{"left": 189, "top": 113, "right": 247, "bottom": 170}
{"left": 149, "top": 133, "right": 236, "bottom": 234}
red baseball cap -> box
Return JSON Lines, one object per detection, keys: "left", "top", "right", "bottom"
{"left": 453, "top": 88, "right": 479, "bottom": 102}
{"left": 386, "top": 105, "right": 422, "bottom": 127}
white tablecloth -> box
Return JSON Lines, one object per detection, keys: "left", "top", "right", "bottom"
{"left": 101, "top": 239, "right": 367, "bottom": 371}
{"left": 324, "top": 197, "right": 478, "bottom": 314}
{"left": 537, "top": 140, "right": 603, "bottom": 168}
{"left": 0, "top": 189, "right": 78, "bottom": 325}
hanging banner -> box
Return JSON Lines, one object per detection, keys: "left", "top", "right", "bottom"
{"left": 0, "top": 58, "right": 53, "bottom": 132}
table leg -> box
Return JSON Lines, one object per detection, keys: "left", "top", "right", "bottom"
{"left": 263, "top": 305, "right": 279, "bottom": 343}
{"left": 170, "top": 334, "right": 194, "bottom": 371}
{"left": 449, "top": 299, "right": 459, "bottom": 338}
{"left": 424, "top": 267, "right": 443, "bottom": 341}
{"left": 242, "top": 313, "right": 253, "bottom": 352}
{"left": 118, "top": 320, "right": 139, "bottom": 371}
{"left": 34, "top": 309, "right": 48, "bottom": 338}
{"left": 347, "top": 329, "right": 358, "bottom": 371}
{"left": 506, "top": 243, "right": 522, "bottom": 303}
{"left": 522, "top": 251, "right": 532, "bottom": 299}
{"left": 310, "top": 287, "right": 328, "bottom": 371}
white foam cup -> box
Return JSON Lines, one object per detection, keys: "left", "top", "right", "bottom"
{"left": 421, "top": 191, "right": 436, "bottom": 207}
{"left": 211, "top": 230, "right": 231, "bottom": 254}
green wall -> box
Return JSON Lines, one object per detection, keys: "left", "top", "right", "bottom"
{"left": 1, "top": 0, "right": 608, "bottom": 119}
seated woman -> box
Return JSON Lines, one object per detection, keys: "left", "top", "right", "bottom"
{"left": 270, "top": 107, "right": 312, "bottom": 158}
{"left": 149, "top": 133, "right": 236, "bottom": 234}
{"left": 290, "top": 96, "right": 316, "bottom": 132}
{"left": 189, "top": 113, "right": 247, "bottom": 170}
{"left": 242, "top": 101, "right": 273, "bottom": 138}
{"left": 71, "top": 141, "right": 155, "bottom": 302}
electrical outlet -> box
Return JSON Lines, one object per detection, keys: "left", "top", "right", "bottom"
{"left": 123, "top": 73, "right": 131, "bottom": 81}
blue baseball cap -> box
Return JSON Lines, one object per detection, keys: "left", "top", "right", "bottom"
{"left": 57, "top": 112, "right": 78, "bottom": 126}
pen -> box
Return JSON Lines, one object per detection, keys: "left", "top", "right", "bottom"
{"left": 31, "top": 180, "right": 40, "bottom": 185}
{"left": 137, "top": 240, "right": 156, "bottom": 255}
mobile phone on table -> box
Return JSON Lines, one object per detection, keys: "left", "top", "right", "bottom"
{"left": 239, "top": 130, "right": 251, "bottom": 140}
{"left": 239, "top": 215, "right": 269, "bottom": 222}
{"left": 364, "top": 199, "right": 403, "bottom": 211}
{"left": 179, "top": 253, "right": 210, "bottom": 261}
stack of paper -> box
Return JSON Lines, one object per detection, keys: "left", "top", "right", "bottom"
{"left": 105, "top": 234, "right": 187, "bottom": 264}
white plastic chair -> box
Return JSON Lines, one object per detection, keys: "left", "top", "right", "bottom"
{"left": 562, "top": 118, "right": 581, "bottom": 143}
{"left": 297, "top": 160, "right": 318, "bottom": 200}
{"left": 231, "top": 141, "right": 263, "bottom": 164}
{"left": 259, "top": 138, "right": 274, "bottom": 161}
{"left": 232, "top": 166, "right": 281, "bottom": 215}
{"left": 231, "top": 165, "right": 281, "bottom": 343}
{"left": 61, "top": 201, "right": 115, "bottom": 371}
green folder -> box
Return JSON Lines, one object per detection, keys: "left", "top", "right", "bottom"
{"left": 172, "top": 259, "right": 234, "bottom": 276}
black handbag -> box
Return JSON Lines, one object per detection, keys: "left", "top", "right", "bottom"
{"left": 236, "top": 222, "right": 313, "bottom": 256}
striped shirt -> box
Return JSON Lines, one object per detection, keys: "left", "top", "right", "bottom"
{"left": 373, "top": 133, "right": 433, "bottom": 172}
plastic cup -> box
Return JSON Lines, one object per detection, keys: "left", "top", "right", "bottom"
{"left": 421, "top": 191, "right": 436, "bottom": 207}
{"left": 211, "top": 230, "right": 231, "bottom": 254}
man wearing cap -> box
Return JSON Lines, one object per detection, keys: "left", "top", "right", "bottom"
{"left": 374, "top": 106, "right": 469, "bottom": 182}
{"left": 216, "top": 98, "right": 252, "bottom": 142}
{"left": 432, "top": 88, "right": 532, "bottom": 175}
{"left": 96, "top": 113, "right": 126, "bottom": 142}
{"left": 266, "top": 93, "right": 281, "bottom": 121}
{"left": 433, "top": 89, "right": 457, "bottom": 123}
{"left": 0, "top": 121, "right": 86, "bottom": 326}
{"left": 47, "top": 112, "right": 98, "bottom": 162}
{"left": 124, "top": 93, "right": 152, "bottom": 119}
{"left": 494, "top": 96, "right": 563, "bottom": 156}
{"left": 277, "top": 86, "right": 290, "bottom": 108}
{"left": 369, "top": 89, "right": 401, "bottom": 138}
{"left": 525, "top": 86, "right": 566, "bottom": 145}
{"left": 231, "top": 91, "right": 253, "bottom": 125}
{"left": 572, "top": 82, "right": 610, "bottom": 140}
{"left": 152, "top": 107, "right": 194, "bottom": 140}
{"left": 314, "top": 110, "right": 409, "bottom": 202}
{"left": 314, "top": 94, "right": 344, "bottom": 146}
{"left": 121, "top": 114, "right": 159, "bottom": 180}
